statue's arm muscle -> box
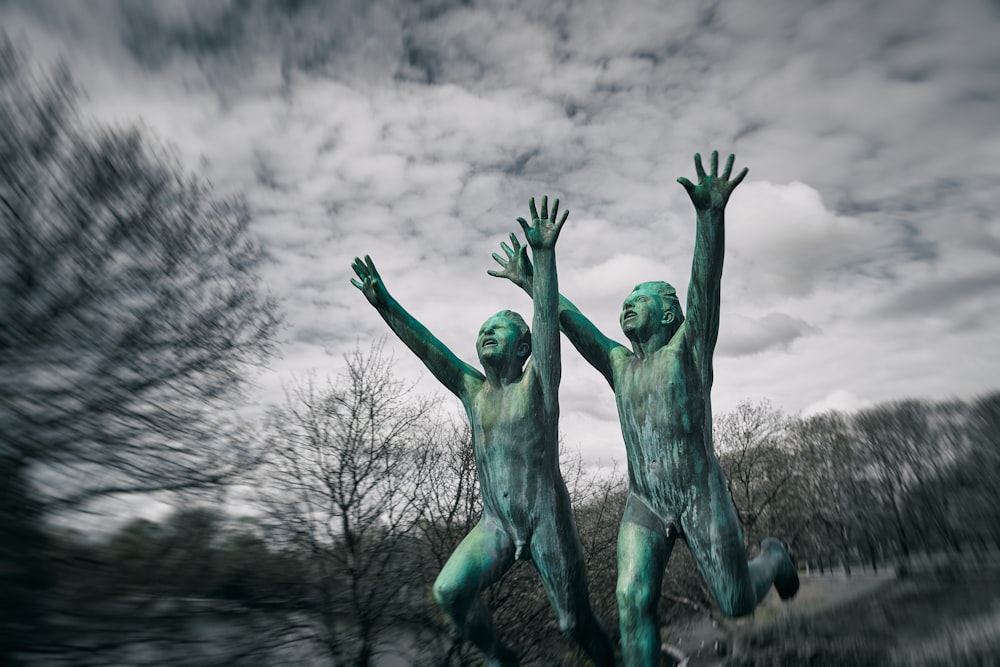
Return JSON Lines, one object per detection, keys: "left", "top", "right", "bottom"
{"left": 376, "top": 291, "right": 482, "bottom": 399}
{"left": 351, "top": 255, "right": 482, "bottom": 400}
{"left": 559, "top": 298, "right": 624, "bottom": 389}
{"left": 677, "top": 152, "right": 747, "bottom": 386}
{"left": 532, "top": 243, "right": 561, "bottom": 419}
{"left": 685, "top": 207, "right": 724, "bottom": 382}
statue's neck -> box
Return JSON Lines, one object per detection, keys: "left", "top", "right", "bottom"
{"left": 483, "top": 360, "right": 524, "bottom": 386}
{"left": 629, "top": 329, "right": 672, "bottom": 359}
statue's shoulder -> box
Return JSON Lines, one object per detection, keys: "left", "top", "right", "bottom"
{"left": 461, "top": 371, "right": 487, "bottom": 402}
{"left": 609, "top": 344, "right": 633, "bottom": 366}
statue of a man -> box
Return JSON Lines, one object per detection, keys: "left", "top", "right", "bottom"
{"left": 491, "top": 153, "right": 800, "bottom": 666}
{"left": 351, "top": 197, "right": 614, "bottom": 666}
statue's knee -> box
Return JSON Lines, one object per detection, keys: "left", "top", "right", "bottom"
{"left": 556, "top": 609, "right": 578, "bottom": 636}
{"left": 616, "top": 578, "right": 654, "bottom": 615}
{"left": 432, "top": 577, "right": 462, "bottom": 614}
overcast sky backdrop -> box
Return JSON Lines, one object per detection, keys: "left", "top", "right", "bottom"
{"left": 5, "top": 0, "right": 999, "bottom": 467}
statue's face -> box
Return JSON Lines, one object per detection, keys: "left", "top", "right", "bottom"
{"left": 477, "top": 313, "right": 525, "bottom": 365}
{"left": 620, "top": 287, "right": 665, "bottom": 337}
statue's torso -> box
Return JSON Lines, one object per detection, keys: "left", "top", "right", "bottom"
{"left": 466, "top": 367, "right": 566, "bottom": 547}
{"left": 612, "top": 335, "right": 717, "bottom": 521}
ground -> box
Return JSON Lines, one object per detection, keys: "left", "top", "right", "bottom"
{"left": 662, "top": 552, "right": 1000, "bottom": 666}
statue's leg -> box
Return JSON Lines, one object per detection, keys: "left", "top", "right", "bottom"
{"left": 680, "top": 475, "right": 758, "bottom": 617}
{"left": 751, "top": 538, "right": 800, "bottom": 601}
{"left": 529, "top": 501, "right": 616, "bottom": 666}
{"left": 433, "top": 516, "right": 517, "bottom": 666}
{"left": 617, "top": 493, "right": 673, "bottom": 667}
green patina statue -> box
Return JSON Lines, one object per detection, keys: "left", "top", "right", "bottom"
{"left": 491, "top": 152, "right": 800, "bottom": 666}
{"left": 351, "top": 197, "right": 615, "bottom": 666}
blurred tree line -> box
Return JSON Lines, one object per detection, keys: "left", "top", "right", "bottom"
{"left": 17, "top": 386, "right": 999, "bottom": 665}
{"left": 4, "top": 32, "right": 1000, "bottom": 666}
{"left": 1, "top": 30, "right": 281, "bottom": 666}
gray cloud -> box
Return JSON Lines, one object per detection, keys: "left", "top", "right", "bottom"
{"left": 4, "top": 0, "right": 999, "bottom": 463}
{"left": 717, "top": 312, "right": 819, "bottom": 357}
{"left": 879, "top": 270, "right": 1000, "bottom": 320}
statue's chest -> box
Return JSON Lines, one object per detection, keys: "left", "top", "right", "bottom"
{"left": 471, "top": 384, "right": 535, "bottom": 440}
{"left": 619, "top": 352, "right": 685, "bottom": 401}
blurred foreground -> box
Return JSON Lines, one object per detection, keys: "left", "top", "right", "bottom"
{"left": 674, "top": 554, "right": 1000, "bottom": 666}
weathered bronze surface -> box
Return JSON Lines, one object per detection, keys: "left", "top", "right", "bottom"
{"left": 492, "top": 153, "right": 799, "bottom": 666}
{"left": 352, "top": 197, "right": 614, "bottom": 666}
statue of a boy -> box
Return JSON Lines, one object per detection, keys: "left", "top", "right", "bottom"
{"left": 352, "top": 197, "right": 614, "bottom": 666}
{"left": 491, "top": 153, "right": 799, "bottom": 666}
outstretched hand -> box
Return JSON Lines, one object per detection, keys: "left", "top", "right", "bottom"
{"left": 487, "top": 232, "right": 534, "bottom": 291}
{"left": 677, "top": 151, "right": 748, "bottom": 213}
{"left": 350, "top": 255, "right": 387, "bottom": 306}
{"left": 517, "top": 195, "right": 568, "bottom": 250}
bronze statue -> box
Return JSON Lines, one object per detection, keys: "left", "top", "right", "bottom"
{"left": 352, "top": 197, "right": 614, "bottom": 666}
{"left": 491, "top": 153, "right": 799, "bottom": 666}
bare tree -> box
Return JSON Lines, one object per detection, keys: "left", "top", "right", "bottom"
{"left": 566, "top": 460, "right": 626, "bottom": 636}
{"left": 412, "top": 421, "right": 481, "bottom": 571}
{"left": 963, "top": 393, "right": 1000, "bottom": 549}
{"left": 911, "top": 399, "right": 968, "bottom": 554}
{"left": 1, "top": 34, "right": 279, "bottom": 663}
{"left": 788, "top": 411, "right": 875, "bottom": 574}
{"left": 715, "top": 400, "right": 795, "bottom": 547}
{"left": 257, "top": 342, "right": 439, "bottom": 666}
{"left": 853, "top": 400, "right": 931, "bottom": 561}
{"left": 408, "top": 420, "right": 483, "bottom": 666}
{"left": 0, "top": 33, "right": 280, "bottom": 513}
{"left": 904, "top": 393, "right": 1000, "bottom": 555}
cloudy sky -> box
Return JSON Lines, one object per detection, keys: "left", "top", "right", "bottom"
{"left": 5, "top": 0, "right": 999, "bottom": 466}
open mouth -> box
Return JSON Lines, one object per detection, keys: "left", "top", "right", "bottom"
{"left": 623, "top": 311, "right": 637, "bottom": 321}
{"left": 481, "top": 339, "right": 498, "bottom": 348}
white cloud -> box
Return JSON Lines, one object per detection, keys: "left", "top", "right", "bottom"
{"left": 801, "top": 390, "right": 871, "bottom": 417}
{"left": 717, "top": 312, "right": 819, "bottom": 357}
{"left": 726, "top": 180, "right": 875, "bottom": 299}
{"left": 565, "top": 254, "right": 676, "bottom": 301}
{"left": 4, "top": 0, "right": 999, "bottom": 474}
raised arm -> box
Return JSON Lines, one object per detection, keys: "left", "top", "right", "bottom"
{"left": 676, "top": 151, "right": 747, "bottom": 384}
{"left": 489, "top": 233, "right": 625, "bottom": 388}
{"left": 516, "top": 196, "right": 566, "bottom": 416}
{"left": 351, "top": 255, "right": 483, "bottom": 400}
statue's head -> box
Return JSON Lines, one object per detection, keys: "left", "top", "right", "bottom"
{"left": 477, "top": 310, "right": 531, "bottom": 368}
{"left": 620, "top": 281, "right": 684, "bottom": 342}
